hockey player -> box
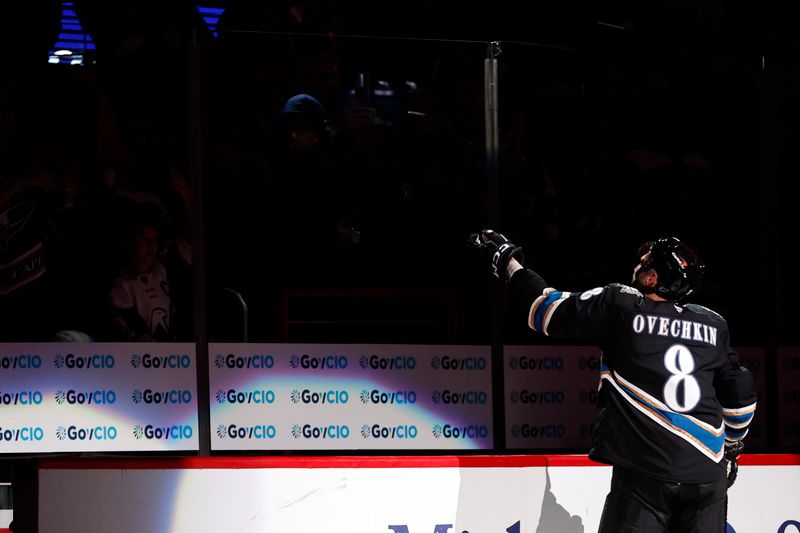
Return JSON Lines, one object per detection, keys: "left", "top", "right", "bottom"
{"left": 471, "top": 230, "right": 757, "bottom": 533}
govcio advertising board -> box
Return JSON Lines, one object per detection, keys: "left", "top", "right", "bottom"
{"left": 0, "top": 343, "right": 198, "bottom": 453}
{"left": 778, "top": 347, "right": 800, "bottom": 447}
{"left": 504, "top": 345, "right": 601, "bottom": 448}
{"left": 208, "top": 343, "right": 493, "bottom": 450}
{"left": 504, "top": 345, "right": 767, "bottom": 450}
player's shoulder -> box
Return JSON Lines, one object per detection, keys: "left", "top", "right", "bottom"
{"left": 609, "top": 283, "right": 644, "bottom": 298}
{"left": 571, "top": 283, "right": 644, "bottom": 307}
{"left": 682, "top": 303, "right": 728, "bottom": 324}
{"left": 607, "top": 283, "right": 646, "bottom": 305}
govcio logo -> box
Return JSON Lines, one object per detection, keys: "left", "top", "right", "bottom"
{"left": 578, "top": 356, "right": 602, "bottom": 370}
{"left": 55, "top": 389, "right": 116, "bottom": 405}
{"left": 130, "top": 353, "right": 191, "bottom": 369}
{"left": 0, "top": 354, "right": 41, "bottom": 370}
{"left": 430, "top": 356, "right": 487, "bottom": 370}
{"left": 508, "top": 356, "right": 564, "bottom": 370}
{"left": 215, "top": 389, "right": 275, "bottom": 404}
{"left": 0, "top": 426, "right": 44, "bottom": 442}
{"left": 510, "top": 423, "right": 566, "bottom": 438}
{"left": 579, "top": 389, "right": 599, "bottom": 403}
{"left": 289, "top": 354, "right": 348, "bottom": 370}
{"left": 509, "top": 390, "right": 564, "bottom": 404}
{"left": 739, "top": 358, "right": 761, "bottom": 371}
{"left": 431, "top": 424, "right": 489, "bottom": 439}
{"left": 55, "top": 425, "right": 117, "bottom": 441}
{"left": 54, "top": 353, "right": 114, "bottom": 369}
{"left": 132, "top": 424, "right": 193, "bottom": 440}
{"left": 216, "top": 424, "right": 276, "bottom": 439}
{"left": 784, "top": 357, "right": 800, "bottom": 371}
{"left": 360, "top": 423, "right": 418, "bottom": 439}
{"left": 132, "top": 389, "right": 192, "bottom": 405}
{"left": 214, "top": 353, "right": 273, "bottom": 369}
{"left": 432, "top": 390, "right": 487, "bottom": 405}
{"left": 291, "top": 424, "right": 350, "bottom": 439}
{"left": 786, "top": 422, "right": 800, "bottom": 438}
{"left": 358, "top": 355, "right": 416, "bottom": 370}
{"left": 360, "top": 389, "right": 417, "bottom": 404}
{"left": 0, "top": 390, "right": 43, "bottom": 405}
{"left": 290, "top": 389, "right": 349, "bottom": 404}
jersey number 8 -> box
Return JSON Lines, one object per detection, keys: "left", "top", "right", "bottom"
{"left": 662, "top": 344, "right": 701, "bottom": 413}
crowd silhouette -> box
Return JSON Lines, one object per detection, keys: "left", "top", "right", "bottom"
{"left": 0, "top": 0, "right": 791, "bottom": 344}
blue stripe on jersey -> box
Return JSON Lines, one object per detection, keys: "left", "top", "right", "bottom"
{"left": 725, "top": 426, "right": 749, "bottom": 440}
{"left": 653, "top": 403, "right": 725, "bottom": 455}
{"left": 613, "top": 376, "right": 724, "bottom": 458}
{"left": 723, "top": 411, "right": 754, "bottom": 426}
{"left": 533, "top": 291, "right": 566, "bottom": 332}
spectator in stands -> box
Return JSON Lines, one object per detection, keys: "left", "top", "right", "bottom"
{"left": 107, "top": 205, "right": 184, "bottom": 341}
{"left": 273, "top": 94, "right": 338, "bottom": 244}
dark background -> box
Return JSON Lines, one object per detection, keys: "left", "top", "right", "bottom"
{"left": 0, "top": 0, "right": 796, "bottom": 440}
{"left": 1, "top": 4, "right": 797, "bottom": 530}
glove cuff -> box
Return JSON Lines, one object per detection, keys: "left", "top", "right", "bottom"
{"left": 492, "top": 244, "right": 524, "bottom": 282}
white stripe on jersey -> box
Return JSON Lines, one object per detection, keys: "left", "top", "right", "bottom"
{"left": 722, "top": 402, "right": 757, "bottom": 416}
{"left": 601, "top": 371, "right": 725, "bottom": 463}
{"left": 614, "top": 371, "right": 724, "bottom": 435}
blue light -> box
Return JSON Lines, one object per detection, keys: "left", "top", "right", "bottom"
{"left": 196, "top": 5, "right": 225, "bottom": 39}
{"left": 48, "top": 1, "right": 95, "bottom": 66}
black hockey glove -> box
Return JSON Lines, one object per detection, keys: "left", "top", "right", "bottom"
{"left": 469, "top": 229, "right": 524, "bottom": 282}
{"left": 725, "top": 440, "right": 744, "bottom": 488}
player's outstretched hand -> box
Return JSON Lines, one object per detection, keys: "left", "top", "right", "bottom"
{"left": 469, "top": 229, "right": 524, "bottom": 282}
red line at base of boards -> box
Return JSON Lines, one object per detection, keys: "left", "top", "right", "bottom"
{"left": 37, "top": 454, "right": 799, "bottom": 470}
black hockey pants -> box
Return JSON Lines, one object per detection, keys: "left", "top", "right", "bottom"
{"left": 597, "top": 466, "right": 728, "bottom": 533}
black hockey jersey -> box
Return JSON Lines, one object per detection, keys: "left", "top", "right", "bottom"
{"left": 526, "top": 281, "right": 757, "bottom": 483}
